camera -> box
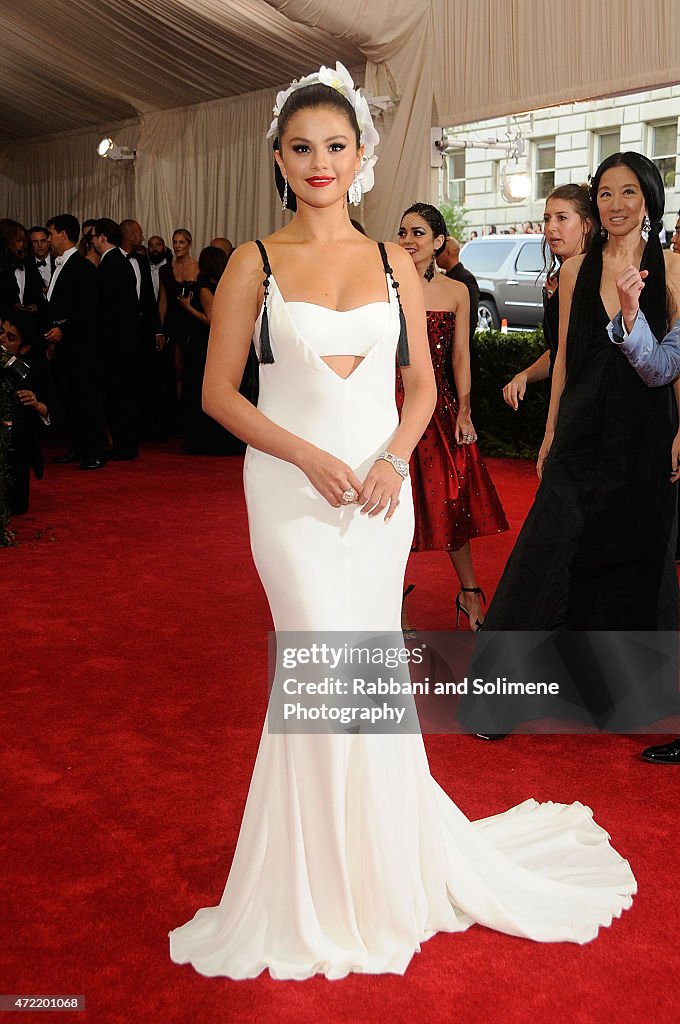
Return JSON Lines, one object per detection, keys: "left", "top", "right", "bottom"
{"left": 0, "top": 344, "right": 30, "bottom": 384}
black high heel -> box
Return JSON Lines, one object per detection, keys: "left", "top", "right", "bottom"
{"left": 402, "top": 584, "right": 416, "bottom": 639}
{"left": 455, "top": 586, "right": 486, "bottom": 631}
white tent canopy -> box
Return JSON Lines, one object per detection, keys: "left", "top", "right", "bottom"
{"left": 1, "top": 0, "right": 678, "bottom": 244}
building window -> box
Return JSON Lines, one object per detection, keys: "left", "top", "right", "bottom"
{"left": 598, "top": 129, "right": 621, "bottom": 162}
{"left": 650, "top": 121, "right": 678, "bottom": 188}
{"left": 442, "top": 151, "right": 466, "bottom": 204}
{"left": 534, "top": 139, "right": 555, "bottom": 200}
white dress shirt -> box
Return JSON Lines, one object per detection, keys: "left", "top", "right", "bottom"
{"left": 14, "top": 265, "right": 25, "bottom": 303}
{"left": 46, "top": 246, "right": 78, "bottom": 301}
{"left": 149, "top": 258, "right": 167, "bottom": 301}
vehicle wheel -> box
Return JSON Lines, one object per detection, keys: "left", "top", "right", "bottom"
{"left": 478, "top": 298, "right": 500, "bottom": 331}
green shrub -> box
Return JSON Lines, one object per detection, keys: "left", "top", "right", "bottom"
{"left": 472, "top": 328, "right": 549, "bottom": 458}
{"left": 439, "top": 202, "right": 469, "bottom": 241}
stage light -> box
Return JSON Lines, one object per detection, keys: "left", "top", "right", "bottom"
{"left": 500, "top": 162, "right": 532, "bottom": 203}
{"left": 97, "top": 137, "right": 135, "bottom": 161}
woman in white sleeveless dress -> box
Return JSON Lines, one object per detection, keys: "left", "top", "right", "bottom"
{"left": 169, "top": 64, "right": 636, "bottom": 981}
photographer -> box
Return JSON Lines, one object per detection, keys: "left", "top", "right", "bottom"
{"left": 1, "top": 312, "right": 60, "bottom": 514}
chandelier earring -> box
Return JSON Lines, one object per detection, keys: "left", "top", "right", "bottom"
{"left": 424, "top": 256, "right": 436, "bottom": 282}
{"left": 281, "top": 176, "right": 289, "bottom": 212}
{"left": 641, "top": 213, "right": 651, "bottom": 240}
{"left": 348, "top": 172, "right": 362, "bottom": 207}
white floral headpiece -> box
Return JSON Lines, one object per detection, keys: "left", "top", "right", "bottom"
{"left": 267, "top": 61, "right": 380, "bottom": 197}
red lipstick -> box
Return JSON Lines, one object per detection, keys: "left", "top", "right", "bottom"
{"left": 306, "top": 176, "right": 334, "bottom": 187}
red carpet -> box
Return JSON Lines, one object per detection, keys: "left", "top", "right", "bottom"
{"left": 3, "top": 448, "right": 677, "bottom": 1024}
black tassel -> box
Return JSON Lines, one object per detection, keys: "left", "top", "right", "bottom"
{"left": 377, "top": 241, "right": 410, "bottom": 366}
{"left": 258, "top": 279, "right": 274, "bottom": 364}
{"left": 254, "top": 240, "right": 275, "bottom": 365}
{"left": 396, "top": 298, "right": 410, "bottom": 367}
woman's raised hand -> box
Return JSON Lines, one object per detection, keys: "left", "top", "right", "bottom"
{"left": 616, "top": 266, "right": 649, "bottom": 332}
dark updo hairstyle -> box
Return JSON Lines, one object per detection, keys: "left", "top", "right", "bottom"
{"left": 273, "top": 83, "right": 361, "bottom": 213}
{"left": 198, "top": 245, "right": 228, "bottom": 284}
{"left": 590, "top": 151, "right": 668, "bottom": 335}
{"left": 400, "top": 202, "right": 448, "bottom": 256}
{"left": 541, "top": 183, "right": 595, "bottom": 279}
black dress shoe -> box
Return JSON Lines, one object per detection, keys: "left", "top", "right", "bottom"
{"left": 475, "top": 733, "right": 508, "bottom": 740}
{"left": 641, "top": 737, "right": 680, "bottom": 764}
{"left": 79, "top": 457, "right": 106, "bottom": 470}
{"left": 52, "top": 452, "right": 80, "bottom": 464}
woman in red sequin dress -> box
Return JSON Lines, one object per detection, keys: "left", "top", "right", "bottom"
{"left": 397, "top": 203, "right": 508, "bottom": 628}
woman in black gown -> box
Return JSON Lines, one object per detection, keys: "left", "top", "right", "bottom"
{"left": 464, "top": 152, "right": 680, "bottom": 734}
{"left": 503, "top": 183, "right": 593, "bottom": 410}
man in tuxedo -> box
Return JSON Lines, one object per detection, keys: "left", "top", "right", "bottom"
{"left": 46, "top": 213, "right": 106, "bottom": 470}
{"left": 121, "top": 221, "right": 167, "bottom": 441}
{"left": 29, "top": 226, "right": 55, "bottom": 292}
{"left": 92, "top": 218, "right": 142, "bottom": 460}
{"left": 147, "top": 235, "right": 172, "bottom": 301}
{"left": 436, "top": 236, "right": 480, "bottom": 346}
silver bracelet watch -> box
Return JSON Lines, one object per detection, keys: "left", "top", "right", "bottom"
{"left": 376, "top": 451, "right": 409, "bottom": 480}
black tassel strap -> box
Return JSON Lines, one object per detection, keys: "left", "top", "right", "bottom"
{"left": 254, "top": 239, "right": 275, "bottom": 364}
{"left": 378, "top": 241, "right": 410, "bottom": 367}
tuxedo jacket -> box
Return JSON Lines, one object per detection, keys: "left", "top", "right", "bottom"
{"left": 46, "top": 251, "right": 98, "bottom": 347}
{"left": 128, "top": 253, "right": 163, "bottom": 338}
{"left": 97, "top": 248, "right": 142, "bottom": 351}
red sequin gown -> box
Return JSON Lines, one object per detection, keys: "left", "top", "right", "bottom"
{"left": 397, "top": 310, "right": 508, "bottom": 551}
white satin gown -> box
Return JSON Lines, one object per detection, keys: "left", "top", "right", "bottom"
{"left": 169, "top": 245, "right": 636, "bottom": 980}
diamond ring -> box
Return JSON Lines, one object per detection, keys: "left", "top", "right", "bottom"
{"left": 341, "top": 487, "right": 358, "bottom": 504}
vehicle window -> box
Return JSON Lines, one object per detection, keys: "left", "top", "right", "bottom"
{"left": 461, "top": 241, "right": 516, "bottom": 273}
{"left": 515, "top": 241, "right": 544, "bottom": 274}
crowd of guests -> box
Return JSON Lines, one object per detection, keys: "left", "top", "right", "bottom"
{"left": 0, "top": 215, "right": 253, "bottom": 515}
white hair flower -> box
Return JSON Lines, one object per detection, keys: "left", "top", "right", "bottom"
{"left": 267, "top": 61, "right": 380, "bottom": 196}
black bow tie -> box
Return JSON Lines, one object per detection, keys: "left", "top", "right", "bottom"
{"left": 36, "top": 259, "right": 47, "bottom": 267}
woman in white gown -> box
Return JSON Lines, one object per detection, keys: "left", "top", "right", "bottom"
{"left": 169, "top": 63, "right": 636, "bottom": 981}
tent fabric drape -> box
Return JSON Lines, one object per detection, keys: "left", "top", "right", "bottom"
{"left": 135, "top": 84, "right": 291, "bottom": 248}
{"left": 431, "top": 0, "right": 680, "bottom": 127}
{"left": 0, "top": 0, "right": 362, "bottom": 140}
{"left": 1, "top": 0, "right": 679, "bottom": 248}
{"left": 0, "top": 122, "right": 138, "bottom": 228}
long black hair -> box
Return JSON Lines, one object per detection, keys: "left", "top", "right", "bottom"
{"left": 273, "top": 83, "right": 361, "bottom": 213}
{"left": 589, "top": 151, "right": 668, "bottom": 338}
{"left": 400, "top": 202, "right": 448, "bottom": 256}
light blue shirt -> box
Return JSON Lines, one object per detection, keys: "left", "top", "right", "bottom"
{"left": 607, "top": 309, "right": 680, "bottom": 387}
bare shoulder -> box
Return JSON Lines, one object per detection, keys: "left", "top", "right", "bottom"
{"left": 223, "top": 240, "right": 266, "bottom": 282}
{"left": 441, "top": 274, "right": 468, "bottom": 306}
{"left": 665, "top": 250, "right": 680, "bottom": 319}
{"left": 560, "top": 253, "right": 585, "bottom": 286}
{"left": 664, "top": 249, "right": 680, "bottom": 280}
{"left": 382, "top": 241, "right": 414, "bottom": 275}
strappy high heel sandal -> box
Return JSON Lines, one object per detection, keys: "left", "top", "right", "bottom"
{"left": 402, "top": 583, "right": 416, "bottom": 640}
{"left": 455, "top": 586, "right": 486, "bottom": 631}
